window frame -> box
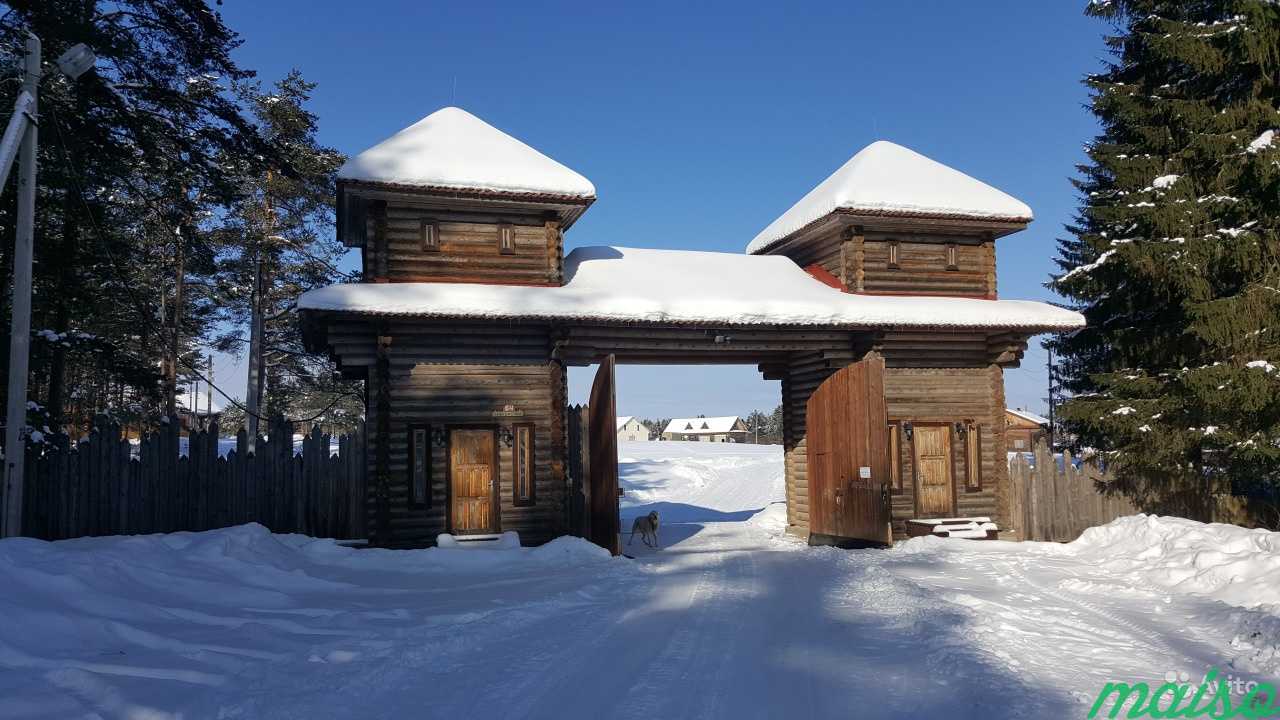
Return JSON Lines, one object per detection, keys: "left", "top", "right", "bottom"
{"left": 498, "top": 223, "right": 516, "bottom": 255}
{"left": 420, "top": 218, "right": 440, "bottom": 252}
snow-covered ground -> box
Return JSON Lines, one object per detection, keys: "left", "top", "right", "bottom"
{"left": 2, "top": 441, "right": 1278, "bottom": 719}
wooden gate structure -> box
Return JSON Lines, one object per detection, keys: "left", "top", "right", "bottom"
{"left": 586, "top": 355, "right": 620, "bottom": 554}
{"left": 805, "top": 355, "right": 891, "bottom": 546}
{"left": 297, "top": 106, "right": 1082, "bottom": 550}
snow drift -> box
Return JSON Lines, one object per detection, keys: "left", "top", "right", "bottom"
{"left": 1067, "top": 514, "right": 1280, "bottom": 610}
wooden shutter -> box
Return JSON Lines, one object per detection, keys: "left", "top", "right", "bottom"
{"left": 888, "top": 422, "right": 902, "bottom": 493}
{"left": 887, "top": 241, "right": 900, "bottom": 270}
{"left": 513, "top": 423, "right": 535, "bottom": 506}
{"left": 408, "top": 424, "right": 431, "bottom": 509}
{"left": 966, "top": 423, "right": 982, "bottom": 492}
{"left": 945, "top": 243, "right": 959, "bottom": 270}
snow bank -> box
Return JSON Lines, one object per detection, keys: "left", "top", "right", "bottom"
{"left": 528, "top": 535, "right": 613, "bottom": 565}
{"left": 301, "top": 246, "right": 1083, "bottom": 331}
{"left": 1246, "top": 129, "right": 1275, "bottom": 154}
{"left": 1068, "top": 515, "right": 1280, "bottom": 609}
{"left": 746, "top": 140, "right": 1032, "bottom": 254}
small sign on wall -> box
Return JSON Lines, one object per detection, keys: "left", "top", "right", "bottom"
{"left": 493, "top": 403, "right": 524, "bottom": 418}
{"left": 859, "top": 466, "right": 872, "bottom": 479}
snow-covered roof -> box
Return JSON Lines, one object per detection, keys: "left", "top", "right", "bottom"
{"left": 1006, "top": 408, "right": 1050, "bottom": 426}
{"left": 662, "top": 416, "right": 744, "bottom": 434}
{"left": 337, "top": 107, "right": 595, "bottom": 199}
{"left": 616, "top": 416, "right": 635, "bottom": 431}
{"left": 746, "top": 141, "right": 1033, "bottom": 255}
{"left": 299, "top": 246, "right": 1084, "bottom": 332}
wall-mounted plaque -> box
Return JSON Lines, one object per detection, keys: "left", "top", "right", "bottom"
{"left": 492, "top": 403, "right": 524, "bottom": 418}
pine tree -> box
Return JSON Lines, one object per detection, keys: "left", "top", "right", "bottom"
{"left": 0, "top": 1, "right": 269, "bottom": 435}
{"left": 212, "top": 71, "right": 358, "bottom": 433}
{"left": 1049, "top": 0, "right": 1279, "bottom": 524}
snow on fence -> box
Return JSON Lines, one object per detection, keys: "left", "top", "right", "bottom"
{"left": 19, "top": 417, "right": 366, "bottom": 541}
{"left": 1008, "top": 441, "right": 1136, "bottom": 542}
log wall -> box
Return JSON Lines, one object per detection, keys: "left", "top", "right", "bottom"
{"left": 362, "top": 199, "right": 563, "bottom": 286}
{"left": 332, "top": 320, "right": 566, "bottom": 546}
{"left": 766, "top": 222, "right": 997, "bottom": 299}
{"left": 883, "top": 364, "right": 1006, "bottom": 538}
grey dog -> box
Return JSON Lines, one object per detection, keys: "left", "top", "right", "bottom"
{"left": 628, "top": 511, "right": 660, "bottom": 548}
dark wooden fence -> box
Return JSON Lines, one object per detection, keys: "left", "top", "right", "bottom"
{"left": 20, "top": 417, "right": 366, "bottom": 541}
{"left": 1008, "top": 441, "right": 1136, "bottom": 542}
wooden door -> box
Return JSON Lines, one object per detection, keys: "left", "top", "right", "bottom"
{"left": 913, "top": 425, "right": 954, "bottom": 517}
{"left": 449, "top": 429, "right": 498, "bottom": 534}
{"left": 806, "top": 353, "right": 891, "bottom": 545}
{"left": 587, "top": 356, "right": 620, "bottom": 555}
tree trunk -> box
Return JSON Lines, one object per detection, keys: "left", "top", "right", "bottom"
{"left": 45, "top": 133, "right": 83, "bottom": 430}
{"left": 245, "top": 175, "right": 274, "bottom": 444}
{"left": 245, "top": 254, "right": 264, "bottom": 443}
{"left": 165, "top": 225, "right": 185, "bottom": 418}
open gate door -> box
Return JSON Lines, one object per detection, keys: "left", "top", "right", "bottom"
{"left": 587, "top": 355, "right": 620, "bottom": 554}
{"left": 806, "top": 353, "right": 891, "bottom": 547}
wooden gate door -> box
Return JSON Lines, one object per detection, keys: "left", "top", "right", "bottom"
{"left": 913, "top": 425, "right": 955, "bottom": 517}
{"left": 449, "top": 428, "right": 499, "bottom": 534}
{"left": 806, "top": 353, "right": 891, "bottom": 545}
{"left": 587, "top": 355, "right": 620, "bottom": 555}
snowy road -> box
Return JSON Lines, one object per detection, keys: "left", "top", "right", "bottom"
{"left": 2, "top": 442, "right": 1277, "bottom": 719}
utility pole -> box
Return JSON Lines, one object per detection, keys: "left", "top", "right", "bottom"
{"left": 2, "top": 34, "right": 40, "bottom": 538}
{"left": 0, "top": 35, "right": 95, "bottom": 538}
{"left": 1046, "top": 344, "right": 1057, "bottom": 451}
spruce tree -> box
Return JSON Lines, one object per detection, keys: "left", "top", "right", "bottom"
{"left": 1049, "top": 0, "right": 1279, "bottom": 524}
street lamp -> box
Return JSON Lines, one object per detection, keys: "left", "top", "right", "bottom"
{"left": 1, "top": 34, "right": 96, "bottom": 538}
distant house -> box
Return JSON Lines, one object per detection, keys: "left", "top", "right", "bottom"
{"left": 661, "top": 416, "right": 749, "bottom": 443}
{"left": 616, "top": 416, "right": 650, "bottom": 442}
{"left": 176, "top": 393, "right": 224, "bottom": 432}
{"left": 1005, "top": 408, "right": 1049, "bottom": 451}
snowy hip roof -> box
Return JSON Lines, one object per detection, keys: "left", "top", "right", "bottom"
{"left": 298, "top": 246, "right": 1084, "bottom": 332}
{"left": 746, "top": 141, "right": 1034, "bottom": 255}
{"left": 337, "top": 106, "right": 595, "bottom": 200}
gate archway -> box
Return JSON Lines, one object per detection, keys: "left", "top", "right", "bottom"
{"left": 560, "top": 324, "right": 888, "bottom": 550}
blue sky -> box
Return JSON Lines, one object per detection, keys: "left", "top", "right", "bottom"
{"left": 210, "top": 1, "right": 1105, "bottom": 420}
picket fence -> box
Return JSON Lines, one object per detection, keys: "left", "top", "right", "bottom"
{"left": 1007, "top": 441, "right": 1137, "bottom": 542}
{"left": 20, "top": 417, "right": 366, "bottom": 541}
